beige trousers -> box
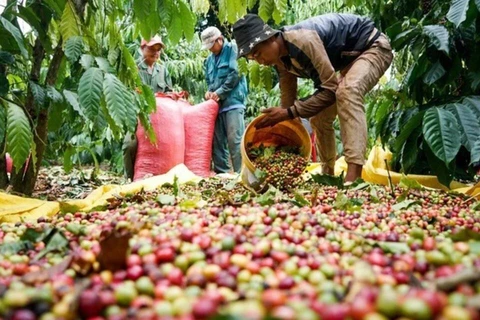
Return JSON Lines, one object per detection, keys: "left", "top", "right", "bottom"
{"left": 310, "top": 33, "right": 393, "bottom": 170}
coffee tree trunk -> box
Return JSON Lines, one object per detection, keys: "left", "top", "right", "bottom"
{"left": 10, "top": 44, "right": 64, "bottom": 195}
{"left": 9, "top": 0, "right": 87, "bottom": 195}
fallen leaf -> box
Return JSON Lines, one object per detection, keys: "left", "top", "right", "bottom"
{"left": 97, "top": 230, "right": 132, "bottom": 272}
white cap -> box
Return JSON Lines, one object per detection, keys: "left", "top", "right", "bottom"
{"left": 201, "top": 27, "right": 222, "bottom": 50}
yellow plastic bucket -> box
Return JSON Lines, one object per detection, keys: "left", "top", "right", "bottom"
{"left": 240, "top": 116, "right": 312, "bottom": 188}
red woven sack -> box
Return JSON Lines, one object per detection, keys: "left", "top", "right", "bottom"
{"left": 133, "top": 93, "right": 185, "bottom": 181}
{"left": 182, "top": 100, "right": 219, "bottom": 177}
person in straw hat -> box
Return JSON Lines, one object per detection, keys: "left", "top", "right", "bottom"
{"left": 233, "top": 14, "right": 393, "bottom": 182}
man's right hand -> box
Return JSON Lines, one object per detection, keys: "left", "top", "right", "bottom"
{"left": 205, "top": 92, "right": 213, "bottom": 100}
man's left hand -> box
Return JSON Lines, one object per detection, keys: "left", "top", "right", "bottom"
{"left": 255, "top": 107, "right": 290, "bottom": 129}
{"left": 211, "top": 92, "right": 220, "bottom": 102}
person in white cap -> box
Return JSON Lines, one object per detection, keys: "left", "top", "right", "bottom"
{"left": 201, "top": 27, "right": 248, "bottom": 174}
{"left": 123, "top": 36, "right": 173, "bottom": 181}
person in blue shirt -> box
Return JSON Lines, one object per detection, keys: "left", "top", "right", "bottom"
{"left": 201, "top": 27, "right": 248, "bottom": 174}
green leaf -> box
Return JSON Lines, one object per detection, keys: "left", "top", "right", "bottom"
{"left": 103, "top": 73, "right": 137, "bottom": 130}
{"left": 156, "top": 194, "right": 176, "bottom": 205}
{"left": 0, "top": 51, "right": 14, "bottom": 65}
{"left": 422, "top": 108, "right": 461, "bottom": 165}
{"left": 80, "top": 54, "right": 94, "bottom": 70}
{"left": 248, "top": 0, "right": 258, "bottom": 9}
{"left": 255, "top": 185, "right": 283, "bottom": 206}
{"left": 261, "top": 66, "right": 273, "bottom": 91}
{"left": 59, "top": 1, "right": 81, "bottom": 43}
{"left": 399, "top": 175, "right": 423, "bottom": 190}
{"left": 423, "top": 61, "right": 446, "bottom": 85}
{"left": 173, "top": 175, "right": 180, "bottom": 197}
{"left": 334, "top": 192, "right": 348, "bottom": 209}
{"left": 63, "top": 89, "right": 86, "bottom": 119}
{"left": 234, "top": 192, "right": 251, "bottom": 203}
{"left": 158, "top": 0, "right": 173, "bottom": 26}
{"left": 263, "top": 146, "right": 275, "bottom": 158}
{"left": 44, "top": 0, "right": 66, "bottom": 16}
{"left": 258, "top": 0, "right": 274, "bottom": 21}
{"left": 20, "top": 228, "right": 46, "bottom": 242}
{"left": 446, "top": 0, "right": 470, "bottom": 27}
{"left": 179, "top": 0, "right": 196, "bottom": 41}
{"left": 462, "top": 96, "right": 480, "bottom": 118}
{"left": 400, "top": 126, "right": 421, "bottom": 173}
{"left": 471, "top": 139, "right": 480, "bottom": 165}
{"left": 424, "top": 143, "right": 453, "bottom": 188}
{"left": 29, "top": 81, "right": 45, "bottom": 107}
{"left": 224, "top": 179, "right": 238, "bottom": 191}
{"left": 179, "top": 198, "right": 204, "bottom": 210}
{"left": 291, "top": 191, "right": 310, "bottom": 207}
{"left": 47, "top": 98, "right": 63, "bottom": 132}
{"left": 78, "top": 67, "right": 103, "bottom": 121}
{"left": 370, "top": 187, "right": 380, "bottom": 203}
{"left": 46, "top": 86, "right": 63, "bottom": 104}
{"left": 0, "top": 104, "right": 6, "bottom": 144}
{"left": 472, "top": 201, "right": 480, "bottom": 211}
{"left": 6, "top": 102, "right": 33, "bottom": 173}
{"left": 35, "top": 229, "right": 69, "bottom": 260}
{"left": 64, "top": 36, "right": 83, "bottom": 62}
{"left": 392, "top": 28, "right": 420, "bottom": 49}
{"left": 95, "top": 57, "right": 115, "bottom": 73}
{"left": 272, "top": 0, "right": 287, "bottom": 24}
{"left": 238, "top": 58, "right": 248, "bottom": 75}
{"left": 133, "top": 0, "right": 152, "bottom": 34}
{"left": 254, "top": 169, "right": 267, "bottom": 181}
{"left": 107, "top": 47, "right": 120, "bottom": 66}
{"left": 63, "top": 145, "right": 74, "bottom": 173}
{"left": 168, "top": 5, "right": 183, "bottom": 45}
{"left": 392, "top": 199, "right": 421, "bottom": 211}
{"left": 376, "top": 242, "right": 410, "bottom": 254}
{"left": 445, "top": 103, "right": 480, "bottom": 152}
{"left": 249, "top": 63, "right": 260, "bottom": 87}
{"left": 334, "top": 191, "right": 363, "bottom": 212}
{"left": 0, "top": 72, "right": 8, "bottom": 96}
{"left": 217, "top": 0, "right": 227, "bottom": 22}
{"left": 191, "top": 0, "right": 210, "bottom": 14}
{"left": 140, "top": 84, "right": 156, "bottom": 113}
{"left": 311, "top": 173, "right": 344, "bottom": 189}
{"left": 468, "top": 71, "right": 480, "bottom": 92}
{"left": 423, "top": 25, "right": 449, "bottom": 54}
{"left": 0, "top": 241, "right": 29, "bottom": 254}
{"left": 16, "top": 6, "right": 50, "bottom": 49}
{"left": 66, "top": 223, "right": 85, "bottom": 236}
{"left": 394, "top": 111, "right": 424, "bottom": 153}
{"left": 350, "top": 179, "right": 370, "bottom": 190}
{"left": 0, "top": 16, "right": 28, "bottom": 58}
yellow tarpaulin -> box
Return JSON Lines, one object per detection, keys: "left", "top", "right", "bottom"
{"left": 0, "top": 164, "right": 201, "bottom": 223}
{"left": 1, "top": 148, "right": 479, "bottom": 223}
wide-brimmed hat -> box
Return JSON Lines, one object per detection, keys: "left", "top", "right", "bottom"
{"left": 201, "top": 27, "right": 222, "bottom": 50}
{"left": 141, "top": 35, "right": 165, "bottom": 50}
{"left": 232, "top": 14, "right": 280, "bottom": 59}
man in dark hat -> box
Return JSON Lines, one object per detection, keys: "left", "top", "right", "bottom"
{"left": 123, "top": 35, "right": 173, "bottom": 181}
{"left": 233, "top": 14, "right": 393, "bottom": 182}
{"left": 201, "top": 26, "right": 248, "bottom": 174}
